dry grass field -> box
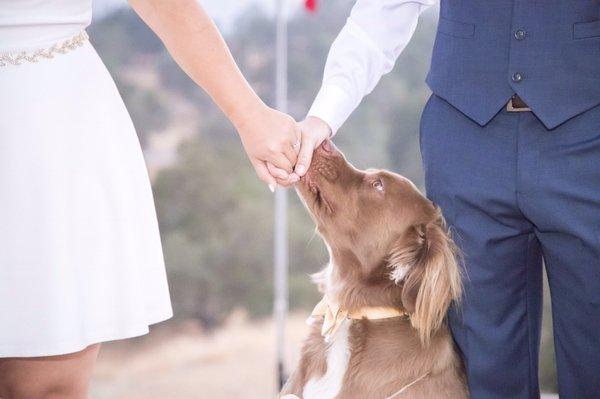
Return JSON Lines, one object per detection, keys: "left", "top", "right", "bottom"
{"left": 90, "top": 312, "right": 308, "bottom": 399}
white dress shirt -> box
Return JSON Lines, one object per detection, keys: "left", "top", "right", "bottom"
{"left": 307, "top": 0, "right": 437, "bottom": 135}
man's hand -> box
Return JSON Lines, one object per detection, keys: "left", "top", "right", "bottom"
{"left": 266, "top": 116, "right": 332, "bottom": 187}
{"left": 294, "top": 116, "right": 333, "bottom": 176}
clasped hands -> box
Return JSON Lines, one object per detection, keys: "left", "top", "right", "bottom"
{"left": 237, "top": 105, "right": 332, "bottom": 191}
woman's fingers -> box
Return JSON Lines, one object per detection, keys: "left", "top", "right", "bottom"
{"left": 292, "top": 135, "right": 302, "bottom": 156}
{"left": 283, "top": 138, "right": 300, "bottom": 165}
{"left": 278, "top": 123, "right": 301, "bottom": 169}
{"left": 266, "top": 162, "right": 290, "bottom": 181}
{"left": 252, "top": 159, "right": 277, "bottom": 192}
{"left": 267, "top": 162, "right": 299, "bottom": 187}
{"left": 253, "top": 158, "right": 297, "bottom": 192}
{"left": 268, "top": 152, "right": 294, "bottom": 175}
{"left": 291, "top": 124, "right": 302, "bottom": 154}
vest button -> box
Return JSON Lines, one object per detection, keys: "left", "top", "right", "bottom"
{"left": 514, "top": 29, "right": 527, "bottom": 40}
{"left": 512, "top": 72, "right": 523, "bottom": 83}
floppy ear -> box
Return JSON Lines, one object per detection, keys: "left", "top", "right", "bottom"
{"left": 388, "top": 218, "right": 462, "bottom": 346}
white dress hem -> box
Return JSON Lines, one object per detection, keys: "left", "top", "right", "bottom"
{"left": 0, "top": 309, "right": 173, "bottom": 358}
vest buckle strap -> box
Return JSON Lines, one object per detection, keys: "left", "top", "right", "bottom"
{"left": 507, "top": 94, "right": 531, "bottom": 112}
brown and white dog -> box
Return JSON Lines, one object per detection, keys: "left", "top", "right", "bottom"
{"left": 280, "top": 140, "right": 468, "bottom": 399}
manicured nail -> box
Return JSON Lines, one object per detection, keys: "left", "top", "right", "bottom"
{"left": 269, "top": 184, "right": 276, "bottom": 193}
{"left": 296, "top": 165, "right": 306, "bottom": 175}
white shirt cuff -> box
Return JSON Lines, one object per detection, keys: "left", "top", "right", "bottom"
{"left": 307, "top": 84, "right": 360, "bottom": 136}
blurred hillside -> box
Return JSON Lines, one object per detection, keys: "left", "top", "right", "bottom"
{"left": 89, "top": 1, "right": 557, "bottom": 393}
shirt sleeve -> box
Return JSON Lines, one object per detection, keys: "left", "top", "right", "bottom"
{"left": 307, "top": 0, "right": 437, "bottom": 135}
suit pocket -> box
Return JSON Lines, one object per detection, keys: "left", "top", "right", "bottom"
{"left": 573, "top": 20, "right": 600, "bottom": 39}
{"left": 438, "top": 17, "right": 475, "bottom": 38}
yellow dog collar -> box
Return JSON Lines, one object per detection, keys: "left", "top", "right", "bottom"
{"left": 310, "top": 297, "right": 409, "bottom": 339}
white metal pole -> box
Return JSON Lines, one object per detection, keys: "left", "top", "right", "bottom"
{"left": 274, "top": 0, "right": 289, "bottom": 391}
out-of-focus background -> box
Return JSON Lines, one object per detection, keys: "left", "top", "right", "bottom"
{"left": 89, "top": 1, "right": 558, "bottom": 397}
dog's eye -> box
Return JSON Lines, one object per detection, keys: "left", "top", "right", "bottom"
{"left": 372, "top": 179, "right": 384, "bottom": 192}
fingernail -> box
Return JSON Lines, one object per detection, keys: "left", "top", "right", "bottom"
{"left": 296, "top": 165, "right": 306, "bottom": 175}
{"left": 269, "top": 184, "right": 276, "bottom": 193}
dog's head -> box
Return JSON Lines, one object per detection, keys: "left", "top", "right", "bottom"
{"left": 296, "top": 140, "right": 462, "bottom": 345}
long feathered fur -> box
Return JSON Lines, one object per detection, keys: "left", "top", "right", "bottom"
{"left": 389, "top": 216, "right": 462, "bottom": 346}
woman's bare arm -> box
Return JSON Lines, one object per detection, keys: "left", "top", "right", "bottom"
{"left": 129, "top": 0, "right": 299, "bottom": 188}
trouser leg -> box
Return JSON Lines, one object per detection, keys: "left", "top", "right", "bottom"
{"left": 517, "top": 107, "right": 600, "bottom": 399}
{"left": 420, "top": 95, "right": 543, "bottom": 399}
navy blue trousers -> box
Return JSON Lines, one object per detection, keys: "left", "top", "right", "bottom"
{"left": 420, "top": 94, "right": 600, "bottom": 399}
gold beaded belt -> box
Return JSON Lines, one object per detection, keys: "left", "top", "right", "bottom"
{"left": 0, "top": 30, "right": 89, "bottom": 67}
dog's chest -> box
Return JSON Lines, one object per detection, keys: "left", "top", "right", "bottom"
{"left": 302, "top": 319, "right": 352, "bottom": 399}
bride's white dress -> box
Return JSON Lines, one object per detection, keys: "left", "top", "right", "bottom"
{"left": 0, "top": 0, "right": 172, "bottom": 357}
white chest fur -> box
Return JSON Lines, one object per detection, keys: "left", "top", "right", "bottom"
{"left": 302, "top": 319, "right": 352, "bottom": 399}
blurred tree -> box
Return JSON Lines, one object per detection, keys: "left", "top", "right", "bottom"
{"left": 153, "top": 136, "right": 325, "bottom": 326}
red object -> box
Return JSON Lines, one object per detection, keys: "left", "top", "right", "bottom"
{"left": 305, "top": 0, "right": 318, "bottom": 12}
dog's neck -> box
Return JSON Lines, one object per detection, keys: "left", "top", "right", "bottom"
{"left": 315, "top": 247, "right": 406, "bottom": 314}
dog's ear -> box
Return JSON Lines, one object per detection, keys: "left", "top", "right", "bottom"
{"left": 388, "top": 217, "right": 462, "bottom": 346}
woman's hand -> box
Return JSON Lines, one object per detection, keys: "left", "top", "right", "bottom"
{"left": 235, "top": 105, "right": 301, "bottom": 190}
{"left": 267, "top": 116, "right": 332, "bottom": 187}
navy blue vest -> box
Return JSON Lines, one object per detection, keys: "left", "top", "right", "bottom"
{"left": 426, "top": 0, "right": 600, "bottom": 129}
